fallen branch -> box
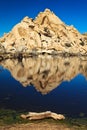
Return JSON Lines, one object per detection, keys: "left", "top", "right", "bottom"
{"left": 21, "top": 111, "right": 65, "bottom": 120}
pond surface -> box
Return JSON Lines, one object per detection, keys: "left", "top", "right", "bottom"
{"left": 0, "top": 55, "right": 87, "bottom": 117}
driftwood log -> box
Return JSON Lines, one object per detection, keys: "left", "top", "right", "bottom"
{"left": 21, "top": 111, "right": 65, "bottom": 120}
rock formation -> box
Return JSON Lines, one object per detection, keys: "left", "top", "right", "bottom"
{"left": 0, "top": 9, "right": 87, "bottom": 56}
{"left": 0, "top": 56, "right": 87, "bottom": 94}
{"left": 83, "top": 33, "right": 87, "bottom": 43}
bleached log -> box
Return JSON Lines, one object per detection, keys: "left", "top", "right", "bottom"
{"left": 21, "top": 111, "right": 65, "bottom": 120}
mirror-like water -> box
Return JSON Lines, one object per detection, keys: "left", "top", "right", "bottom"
{"left": 0, "top": 55, "right": 87, "bottom": 117}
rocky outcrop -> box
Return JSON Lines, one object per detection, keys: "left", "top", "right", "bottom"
{"left": 0, "top": 9, "right": 87, "bottom": 56}
{"left": 0, "top": 56, "right": 87, "bottom": 94}
{"left": 83, "top": 33, "right": 87, "bottom": 43}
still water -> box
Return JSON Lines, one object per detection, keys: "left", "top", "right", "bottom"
{"left": 0, "top": 55, "right": 87, "bottom": 117}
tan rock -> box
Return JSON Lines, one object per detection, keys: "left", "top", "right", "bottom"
{"left": 0, "top": 8, "right": 86, "bottom": 55}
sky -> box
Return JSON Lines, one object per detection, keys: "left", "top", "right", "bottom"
{"left": 0, "top": 0, "right": 87, "bottom": 37}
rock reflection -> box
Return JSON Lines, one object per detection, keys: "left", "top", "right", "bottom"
{"left": 0, "top": 56, "right": 87, "bottom": 94}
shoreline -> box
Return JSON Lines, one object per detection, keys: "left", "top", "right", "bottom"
{"left": 0, "top": 117, "right": 87, "bottom": 130}
{"left": 0, "top": 109, "right": 87, "bottom": 129}
{"left": 0, "top": 52, "right": 87, "bottom": 61}
{"left": 0, "top": 121, "right": 74, "bottom": 130}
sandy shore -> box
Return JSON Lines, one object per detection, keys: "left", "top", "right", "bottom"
{"left": 0, "top": 122, "right": 74, "bottom": 130}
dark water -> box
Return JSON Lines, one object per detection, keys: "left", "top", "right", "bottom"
{"left": 0, "top": 56, "right": 87, "bottom": 117}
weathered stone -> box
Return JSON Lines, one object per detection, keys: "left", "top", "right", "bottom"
{"left": 0, "top": 8, "right": 86, "bottom": 55}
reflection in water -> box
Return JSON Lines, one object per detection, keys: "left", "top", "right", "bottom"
{"left": 0, "top": 56, "right": 87, "bottom": 94}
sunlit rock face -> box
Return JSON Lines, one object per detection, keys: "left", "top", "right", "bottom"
{"left": 83, "top": 33, "right": 87, "bottom": 44}
{"left": 0, "top": 9, "right": 87, "bottom": 55}
{"left": 0, "top": 56, "right": 87, "bottom": 94}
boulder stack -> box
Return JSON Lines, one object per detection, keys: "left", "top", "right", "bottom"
{"left": 0, "top": 9, "right": 87, "bottom": 55}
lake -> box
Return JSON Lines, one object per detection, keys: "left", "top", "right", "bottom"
{"left": 0, "top": 55, "right": 87, "bottom": 118}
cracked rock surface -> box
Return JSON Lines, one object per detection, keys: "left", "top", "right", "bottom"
{"left": 0, "top": 9, "right": 87, "bottom": 55}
